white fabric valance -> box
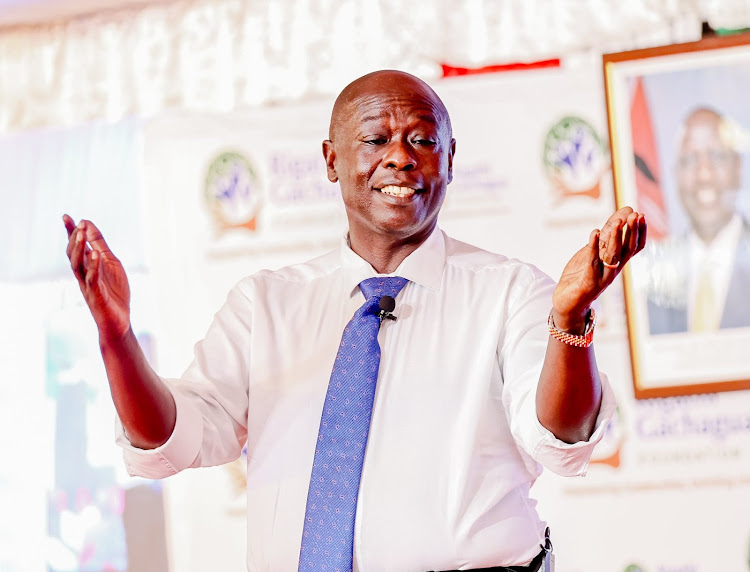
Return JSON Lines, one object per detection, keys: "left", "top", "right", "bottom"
{"left": 1, "top": 0, "right": 748, "bottom": 133}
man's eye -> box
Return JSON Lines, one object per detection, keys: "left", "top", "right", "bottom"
{"left": 413, "top": 139, "right": 436, "bottom": 146}
{"left": 709, "top": 150, "right": 733, "bottom": 165}
{"left": 678, "top": 154, "right": 698, "bottom": 170}
{"left": 364, "top": 138, "right": 386, "bottom": 145}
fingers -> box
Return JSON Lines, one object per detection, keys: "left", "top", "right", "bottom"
{"left": 602, "top": 206, "right": 634, "bottom": 234}
{"left": 636, "top": 213, "right": 647, "bottom": 253}
{"left": 64, "top": 215, "right": 79, "bottom": 259}
{"left": 620, "top": 211, "right": 637, "bottom": 262}
{"left": 587, "top": 228, "right": 604, "bottom": 269}
{"left": 588, "top": 228, "right": 599, "bottom": 248}
{"left": 598, "top": 215, "right": 625, "bottom": 270}
{"left": 85, "top": 249, "right": 101, "bottom": 291}
{"left": 79, "top": 219, "right": 113, "bottom": 256}
{"left": 63, "top": 214, "right": 76, "bottom": 238}
{"left": 69, "top": 222, "right": 87, "bottom": 283}
{"left": 620, "top": 211, "right": 647, "bottom": 265}
{"left": 66, "top": 218, "right": 110, "bottom": 288}
{"left": 597, "top": 208, "right": 647, "bottom": 272}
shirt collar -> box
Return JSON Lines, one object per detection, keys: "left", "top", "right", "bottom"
{"left": 339, "top": 226, "right": 446, "bottom": 298}
{"left": 688, "top": 213, "right": 743, "bottom": 260}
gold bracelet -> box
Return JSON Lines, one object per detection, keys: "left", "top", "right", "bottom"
{"left": 547, "top": 309, "right": 596, "bottom": 348}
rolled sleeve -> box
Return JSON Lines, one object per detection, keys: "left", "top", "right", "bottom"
{"left": 113, "top": 280, "right": 254, "bottom": 478}
{"left": 500, "top": 267, "right": 617, "bottom": 477}
{"left": 528, "top": 371, "right": 616, "bottom": 476}
{"left": 114, "top": 383, "right": 204, "bottom": 479}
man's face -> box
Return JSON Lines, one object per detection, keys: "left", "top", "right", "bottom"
{"left": 676, "top": 110, "right": 741, "bottom": 242}
{"left": 323, "top": 73, "right": 455, "bottom": 247}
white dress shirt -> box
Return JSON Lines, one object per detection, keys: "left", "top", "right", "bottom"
{"left": 116, "top": 227, "right": 615, "bottom": 571}
{"left": 686, "top": 213, "right": 743, "bottom": 329}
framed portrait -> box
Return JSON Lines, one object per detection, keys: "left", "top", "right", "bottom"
{"left": 603, "top": 33, "right": 750, "bottom": 398}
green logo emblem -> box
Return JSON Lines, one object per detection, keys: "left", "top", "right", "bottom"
{"left": 543, "top": 116, "right": 609, "bottom": 201}
{"left": 204, "top": 151, "right": 262, "bottom": 231}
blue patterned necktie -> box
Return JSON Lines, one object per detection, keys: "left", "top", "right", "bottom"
{"left": 298, "top": 276, "right": 409, "bottom": 571}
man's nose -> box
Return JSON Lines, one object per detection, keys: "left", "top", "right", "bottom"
{"left": 383, "top": 141, "right": 416, "bottom": 170}
{"left": 695, "top": 153, "right": 715, "bottom": 183}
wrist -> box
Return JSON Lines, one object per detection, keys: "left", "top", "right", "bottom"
{"left": 548, "top": 308, "right": 596, "bottom": 348}
{"left": 98, "top": 324, "right": 134, "bottom": 349}
{"left": 550, "top": 307, "right": 591, "bottom": 334}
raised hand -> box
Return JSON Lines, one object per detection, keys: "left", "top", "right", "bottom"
{"left": 63, "top": 215, "right": 175, "bottom": 447}
{"left": 552, "top": 207, "right": 647, "bottom": 330}
{"left": 64, "top": 214, "right": 131, "bottom": 341}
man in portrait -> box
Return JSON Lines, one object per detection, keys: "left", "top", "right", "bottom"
{"left": 647, "top": 107, "right": 750, "bottom": 334}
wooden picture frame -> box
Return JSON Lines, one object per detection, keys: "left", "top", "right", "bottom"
{"left": 603, "top": 33, "right": 750, "bottom": 398}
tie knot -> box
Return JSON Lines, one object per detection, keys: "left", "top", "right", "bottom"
{"left": 359, "top": 276, "right": 409, "bottom": 301}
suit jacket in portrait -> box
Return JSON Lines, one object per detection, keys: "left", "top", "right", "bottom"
{"left": 647, "top": 220, "right": 750, "bottom": 335}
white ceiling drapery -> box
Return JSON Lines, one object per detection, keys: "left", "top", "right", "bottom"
{"left": 1, "top": 0, "right": 749, "bottom": 133}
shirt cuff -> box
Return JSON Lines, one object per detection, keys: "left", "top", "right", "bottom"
{"left": 114, "top": 380, "right": 204, "bottom": 479}
{"left": 530, "top": 372, "right": 617, "bottom": 477}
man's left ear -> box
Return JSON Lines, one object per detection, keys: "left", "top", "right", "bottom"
{"left": 322, "top": 140, "right": 338, "bottom": 183}
{"left": 447, "top": 138, "right": 456, "bottom": 184}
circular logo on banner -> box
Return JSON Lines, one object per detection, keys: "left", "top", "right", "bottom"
{"left": 543, "top": 116, "right": 608, "bottom": 202}
{"left": 204, "top": 151, "right": 262, "bottom": 232}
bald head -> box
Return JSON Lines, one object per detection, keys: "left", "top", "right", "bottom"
{"left": 320, "top": 69, "right": 456, "bottom": 260}
{"left": 680, "top": 107, "right": 731, "bottom": 148}
{"left": 329, "top": 70, "right": 452, "bottom": 142}
{"left": 676, "top": 106, "right": 742, "bottom": 243}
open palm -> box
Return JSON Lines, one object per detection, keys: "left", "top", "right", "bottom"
{"left": 553, "top": 207, "right": 647, "bottom": 322}
{"left": 64, "top": 215, "right": 131, "bottom": 341}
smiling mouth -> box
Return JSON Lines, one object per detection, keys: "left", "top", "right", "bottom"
{"left": 696, "top": 188, "right": 721, "bottom": 206}
{"left": 377, "top": 185, "right": 417, "bottom": 198}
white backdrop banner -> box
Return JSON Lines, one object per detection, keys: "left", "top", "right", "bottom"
{"left": 142, "top": 63, "right": 750, "bottom": 572}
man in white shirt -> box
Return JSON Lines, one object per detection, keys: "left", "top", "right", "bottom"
{"left": 64, "top": 70, "right": 646, "bottom": 571}
{"left": 647, "top": 107, "right": 750, "bottom": 334}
